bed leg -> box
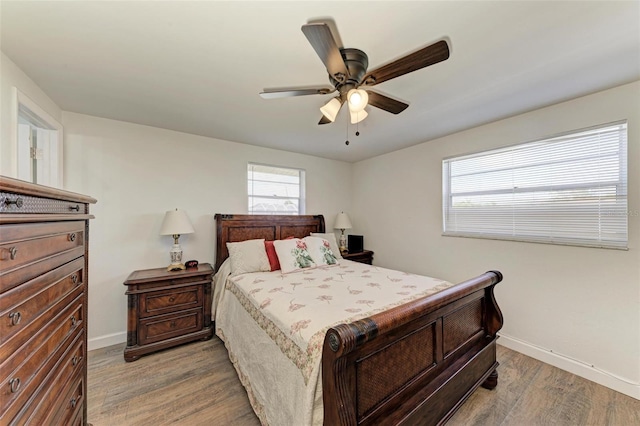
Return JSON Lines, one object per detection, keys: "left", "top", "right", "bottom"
{"left": 481, "top": 369, "right": 499, "bottom": 390}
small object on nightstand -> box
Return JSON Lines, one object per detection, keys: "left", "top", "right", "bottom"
{"left": 185, "top": 259, "right": 199, "bottom": 268}
{"left": 342, "top": 249, "right": 374, "bottom": 265}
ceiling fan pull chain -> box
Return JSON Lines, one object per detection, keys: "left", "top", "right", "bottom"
{"left": 345, "top": 114, "right": 350, "bottom": 146}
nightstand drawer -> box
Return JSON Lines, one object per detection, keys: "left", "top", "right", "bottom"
{"left": 138, "top": 310, "right": 203, "bottom": 345}
{"left": 138, "top": 285, "right": 203, "bottom": 318}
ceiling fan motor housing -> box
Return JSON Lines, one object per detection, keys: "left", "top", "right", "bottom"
{"left": 330, "top": 48, "right": 369, "bottom": 94}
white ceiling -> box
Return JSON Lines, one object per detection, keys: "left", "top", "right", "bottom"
{"left": 2, "top": 1, "right": 639, "bottom": 163}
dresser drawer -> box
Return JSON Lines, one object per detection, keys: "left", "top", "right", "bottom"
{"left": 139, "top": 285, "right": 203, "bottom": 318}
{"left": 139, "top": 309, "right": 203, "bottom": 345}
{"left": 46, "top": 372, "right": 84, "bottom": 426}
{"left": 0, "top": 300, "right": 84, "bottom": 418}
{"left": 0, "top": 221, "right": 85, "bottom": 293}
{"left": 0, "top": 258, "right": 84, "bottom": 347}
{"left": 16, "top": 334, "right": 84, "bottom": 425}
{"left": 0, "top": 191, "right": 87, "bottom": 214}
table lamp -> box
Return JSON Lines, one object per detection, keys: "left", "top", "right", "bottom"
{"left": 334, "top": 212, "right": 352, "bottom": 254}
{"left": 160, "top": 209, "right": 195, "bottom": 271}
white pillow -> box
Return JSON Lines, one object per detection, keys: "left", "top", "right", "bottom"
{"left": 303, "top": 236, "right": 339, "bottom": 267}
{"left": 310, "top": 232, "right": 343, "bottom": 259}
{"left": 226, "top": 239, "right": 271, "bottom": 276}
{"left": 273, "top": 238, "right": 317, "bottom": 274}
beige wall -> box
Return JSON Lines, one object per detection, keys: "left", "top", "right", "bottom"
{"left": 352, "top": 81, "right": 640, "bottom": 398}
{"left": 0, "top": 52, "right": 63, "bottom": 177}
{"left": 62, "top": 112, "right": 352, "bottom": 349}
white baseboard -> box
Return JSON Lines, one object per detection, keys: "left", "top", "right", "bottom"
{"left": 88, "top": 331, "right": 127, "bottom": 351}
{"left": 498, "top": 333, "right": 640, "bottom": 400}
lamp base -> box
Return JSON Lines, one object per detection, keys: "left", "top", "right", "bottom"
{"left": 167, "top": 263, "right": 186, "bottom": 272}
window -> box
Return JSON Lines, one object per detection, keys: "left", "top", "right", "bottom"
{"left": 13, "top": 88, "right": 63, "bottom": 188}
{"left": 442, "top": 121, "right": 628, "bottom": 249}
{"left": 248, "top": 163, "right": 305, "bottom": 215}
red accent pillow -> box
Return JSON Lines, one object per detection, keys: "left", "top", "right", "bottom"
{"left": 264, "top": 240, "right": 281, "bottom": 271}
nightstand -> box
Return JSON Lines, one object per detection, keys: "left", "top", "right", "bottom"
{"left": 123, "top": 263, "right": 213, "bottom": 361}
{"left": 342, "top": 249, "right": 374, "bottom": 265}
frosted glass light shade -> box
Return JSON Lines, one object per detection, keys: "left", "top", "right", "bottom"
{"left": 350, "top": 109, "right": 368, "bottom": 124}
{"left": 320, "top": 98, "right": 342, "bottom": 122}
{"left": 160, "top": 209, "right": 195, "bottom": 236}
{"left": 334, "top": 212, "right": 352, "bottom": 230}
{"left": 347, "top": 89, "right": 368, "bottom": 113}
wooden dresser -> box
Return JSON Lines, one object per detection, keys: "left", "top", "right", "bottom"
{"left": 0, "top": 176, "right": 96, "bottom": 425}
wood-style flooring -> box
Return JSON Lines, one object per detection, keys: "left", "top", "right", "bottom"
{"left": 87, "top": 338, "right": 640, "bottom": 425}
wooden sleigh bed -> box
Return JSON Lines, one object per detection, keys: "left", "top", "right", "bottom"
{"left": 214, "top": 214, "right": 504, "bottom": 426}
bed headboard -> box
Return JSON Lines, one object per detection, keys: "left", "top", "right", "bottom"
{"left": 214, "top": 214, "right": 326, "bottom": 271}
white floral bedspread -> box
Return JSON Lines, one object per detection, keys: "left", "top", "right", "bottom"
{"left": 225, "top": 260, "right": 453, "bottom": 384}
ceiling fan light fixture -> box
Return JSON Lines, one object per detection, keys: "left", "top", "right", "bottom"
{"left": 350, "top": 109, "right": 368, "bottom": 124}
{"left": 320, "top": 97, "right": 342, "bottom": 122}
{"left": 347, "top": 88, "right": 368, "bottom": 113}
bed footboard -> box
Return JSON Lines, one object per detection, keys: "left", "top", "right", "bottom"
{"left": 322, "top": 270, "right": 503, "bottom": 426}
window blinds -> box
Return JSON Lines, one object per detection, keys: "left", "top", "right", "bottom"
{"left": 442, "top": 121, "right": 628, "bottom": 249}
{"left": 248, "top": 163, "right": 305, "bottom": 215}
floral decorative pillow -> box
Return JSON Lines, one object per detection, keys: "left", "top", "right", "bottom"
{"left": 226, "top": 239, "right": 271, "bottom": 276}
{"left": 303, "top": 236, "right": 339, "bottom": 267}
{"left": 310, "top": 232, "right": 343, "bottom": 259}
{"left": 273, "top": 238, "right": 317, "bottom": 274}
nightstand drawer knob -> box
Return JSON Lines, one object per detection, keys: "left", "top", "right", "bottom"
{"left": 9, "top": 311, "right": 21, "bottom": 326}
{"left": 169, "top": 297, "right": 175, "bottom": 303}
{"left": 71, "top": 274, "right": 79, "bottom": 284}
{"left": 70, "top": 397, "right": 77, "bottom": 408}
{"left": 170, "top": 321, "right": 176, "bottom": 328}
{"left": 68, "top": 232, "right": 76, "bottom": 242}
{"left": 9, "top": 378, "right": 20, "bottom": 393}
{"left": 69, "top": 204, "right": 80, "bottom": 212}
{"left": 70, "top": 316, "right": 77, "bottom": 327}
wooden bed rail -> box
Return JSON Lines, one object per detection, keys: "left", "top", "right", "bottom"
{"left": 322, "top": 270, "right": 504, "bottom": 426}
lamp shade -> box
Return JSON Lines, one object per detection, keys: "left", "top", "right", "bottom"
{"left": 334, "top": 212, "right": 352, "bottom": 230}
{"left": 347, "top": 88, "right": 368, "bottom": 113}
{"left": 320, "top": 97, "right": 342, "bottom": 122}
{"left": 160, "top": 209, "right": 195, "bottom": 235}
{"left": 350, "top": 109, "right": 368, "bottom": 124}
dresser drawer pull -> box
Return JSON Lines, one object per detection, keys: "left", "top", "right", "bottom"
{"left": 72, "top": 274, "right": 79, "bottom": 284}
{"left": 9, "top": 378, "right": 21, "bottom": 393}
{"left": 9, "top": 311, "right": 21, "bottom": 326}
{"left": 170, "top": 321, "right": 176, "bottom": 328}
{"left": 68, "top": 232, "right": 77, "bottom": 242}
{"left": 70, "top": 316, "right": 77, "bottom": 327}
{"left": 2, "top": 246, "right": 19, "bottom": 261}
{"left": 71, "top": 355, "right": 83, "bottom": 366}
{"left": 168, "top": 297, "right": 175, "bottom": 303}
{"left": 4, "top": 197, "right": 24, "bottom": 208}
{"left": 70, "top": 397, "right": 77, "bottom": 408}
{"left": 69, "top": 204, "right": 80, "bottom": 212}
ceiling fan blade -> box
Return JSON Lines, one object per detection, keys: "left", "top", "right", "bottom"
{"left": 260, "top": 86, "right": 335, "bottom": 99}
{"left": 301, "top": 23, "right": 349, "bottom": 83}
{"left": 366, "top": 91, "right": 409, "bottom": 114}
{"left": 361, "top": 39, "right": 449, "bottom": 87}
{"left": 318, "top": 115, "right": 332, "bottom": 125}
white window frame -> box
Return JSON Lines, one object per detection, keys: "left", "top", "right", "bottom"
{"left": 247, "top": 162, "right": 306, "bottom": 215}
{"left": 11, "top": 87, "right": 64, "bottom": 188}
{"left": 442, "top": 121, "right": 628, "bottom": 249}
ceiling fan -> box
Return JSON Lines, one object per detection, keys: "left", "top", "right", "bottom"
{"left": 260, "top": 20, "right": 450, "bottom": 125}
